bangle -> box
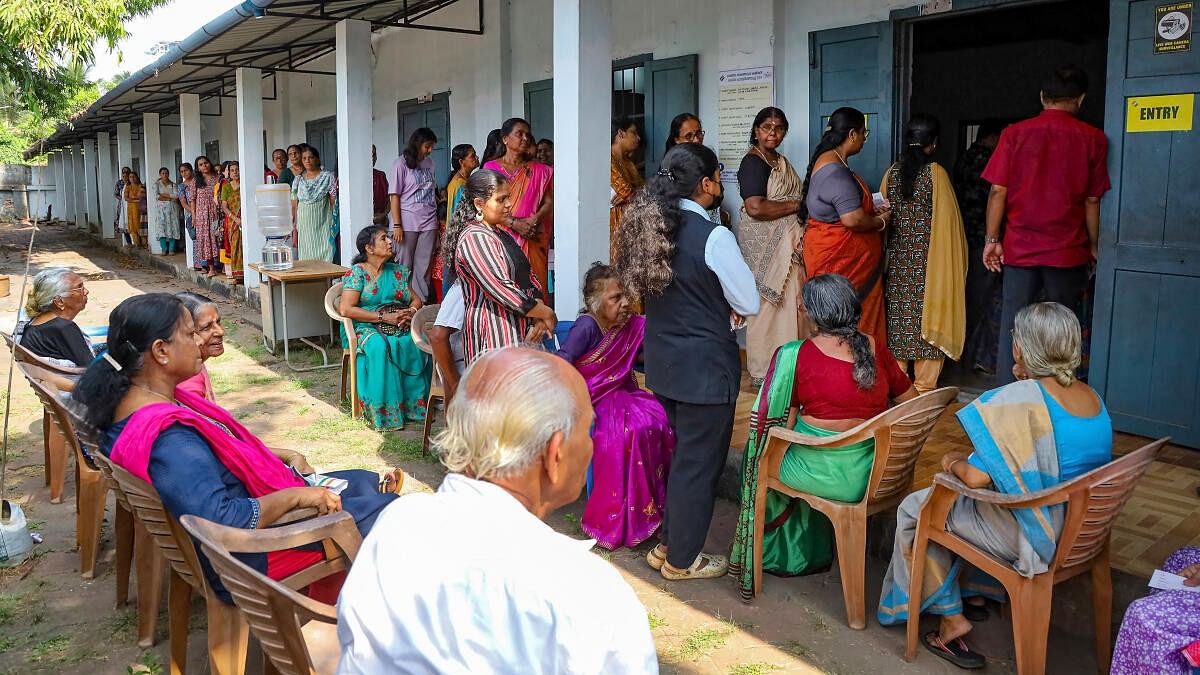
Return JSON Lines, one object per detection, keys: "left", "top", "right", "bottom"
{"left": 876, "top": 216, "right": 887, "bottom": 231}
{"left": 377, "top": 311, "right": 384, "bottom": 323}
{"left": 985, "top": 235, "right": 1001, "bottom": 244}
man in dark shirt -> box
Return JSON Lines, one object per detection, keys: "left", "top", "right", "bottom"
{"left": 981, "top": 64, "right": 1110, "bottom": 384}
{"left": 371, "top": 144, "right": 389, "bottom": 226}
{"left": 954, "top": 120, "right": 1005, "bottom": 373}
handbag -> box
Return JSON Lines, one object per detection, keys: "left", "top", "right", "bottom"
{"left": 373, "top": 302, "right": 412, "bottom": 336}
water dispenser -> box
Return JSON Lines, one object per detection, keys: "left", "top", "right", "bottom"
{"left": 256, "top": 183, "right": 293, "bottom": 270}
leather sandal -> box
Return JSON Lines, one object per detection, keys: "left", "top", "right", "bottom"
{"left": 378, "top": 468, "right": 406, "bottom": 494}
{"left": 661, "top": 553, "right": 728, "bottom": 581}
{"left": 646, "top": 544, "right": 667, "bottom": 571}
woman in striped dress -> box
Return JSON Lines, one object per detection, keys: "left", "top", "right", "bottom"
{"left": 444, "top": 169, "right": 557, "bottom": 365}
{"left": 291, "top": 145, "right": 338, "bottom": 262}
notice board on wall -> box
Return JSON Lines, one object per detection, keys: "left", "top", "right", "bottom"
{"left": 717, "top": 66, "right": 774, "bottom": 183}
{"left": 1155, "top": 2, "right": 1193, "bottom": 54}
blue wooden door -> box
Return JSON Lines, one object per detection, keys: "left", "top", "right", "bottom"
{"left": 524, "top": 78, "right": 555, "bottom": 142}
{"left": 1093, "top": 0, "right": 1200, "bottom": 448}
{"left": 397, "top": 93, "right": 451, "bottom": 184}
{"left": 644, "top": 54, "right": 698, "bottom": 178}
{"left": 809, "top": 22, "right": 894, "bottom": 190}
{"left": 305, "top": 116, "right": 337, "bottom": 173}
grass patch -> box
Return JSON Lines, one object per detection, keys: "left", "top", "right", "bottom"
{"left": 676, "top": 624, "right": 734, "bottom": 661}
{"left": 0, "top": 635, "right": 16, "bottom": 653}
{"left": 647, "top": 611, "right": 668, "bottom": 630}
{"left": 562, "top": 512, "right": 583, "bottom": 537}
{"left": 30, "top": 634, "right": 69, "bottom": 661}
{"left": 242, "top": 342, "right": 269, "bottom": 361}
{"left": 774, "top": 640, "right": 813, "bottom": 659}
{"left": 379, "top": 435, "right": 427, "bottom": 463}
{"left": 729, "top": 664, "right": 780, "bottom": 675}
{"left": 127, "top": 651, "right": 164, "bottom": 675}
{"left": 288, "top": 377, "right": 317, "bottom": 390}
{"left": 109, "top": 607, "right": 138, "bottom": 641}
{"left": 286, "top": 415, "right": 370, "bottom": 442}
{"left": 0, "top": 595, "right": 17, "bottom": 625}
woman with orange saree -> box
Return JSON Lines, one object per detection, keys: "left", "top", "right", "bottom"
{"left": 799, "top": 107, "right": 892, "bottom": 347}
{"left": 482, "top": 117, "right": 554, "bottom": 292}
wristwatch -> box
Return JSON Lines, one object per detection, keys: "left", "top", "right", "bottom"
{"left": 985, "top": 236, "right": 1001, "bottom": 244}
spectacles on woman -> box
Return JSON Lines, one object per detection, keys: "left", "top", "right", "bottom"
{"left": 681, "top": 129, "right": 705, "bottom": 142}
{"left": 758, "top": 123, "right": 786, "bottom": 135}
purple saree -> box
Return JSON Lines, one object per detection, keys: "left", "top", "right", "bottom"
{"left": 570, "top": 315, "right": 674, "bottom": 550}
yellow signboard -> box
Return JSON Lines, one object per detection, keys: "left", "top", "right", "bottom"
{"left": 1126, "top": 94, "right": 1195, "bottom": 132}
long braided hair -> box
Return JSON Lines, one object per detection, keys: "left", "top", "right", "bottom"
{"left": 613, "top": 143, "right": 718, "bottom": 299}
{"left": 797, "top": 107, "right": 866, "bottom": 222}
{"left": 803, "top": 274, "right": 877, "bottom": 389}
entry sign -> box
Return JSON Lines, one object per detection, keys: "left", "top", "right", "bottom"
{"left": 1155, "top": 2, "right": 1192, "bottom": 54}
{"left": 1126, "top": 94, "right": 1195, "bottom": 132}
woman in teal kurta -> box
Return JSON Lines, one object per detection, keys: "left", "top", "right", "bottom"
{"left": 339, "top": 225, "right": 431, "bottom": 430}
{"left": 291, "top": 146, "right": 337, "bottom": 262}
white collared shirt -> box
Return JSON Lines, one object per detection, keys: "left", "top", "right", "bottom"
{"left": 336, "top": 474, "right": 658, "bottom": 675}
{"left": 679, "top": 198, "right": 761, "bottom": 317}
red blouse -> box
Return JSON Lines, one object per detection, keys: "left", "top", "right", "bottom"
{"left": 791, "top": 340, "right": 912, "bottom": 421}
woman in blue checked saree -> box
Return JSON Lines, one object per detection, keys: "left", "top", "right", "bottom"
{"left": 877, "top": 302, "right": 1112, "bottom": 670}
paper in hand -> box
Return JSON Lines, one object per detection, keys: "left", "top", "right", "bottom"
{"left": 1149, "top": 568, "right": 1200, "bottom": 593}
{"left": 872, "top": 192, "right": 890, "bottom": 211}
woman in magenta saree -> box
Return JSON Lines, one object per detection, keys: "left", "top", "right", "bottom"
{"left": 558, "top": 264, "right": 674, "bottom": 549}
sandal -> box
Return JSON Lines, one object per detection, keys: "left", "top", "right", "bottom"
{"left": 962, "top": 599, "right": 989, "bottom": 622}
{"left": 645, "top": 544, "right": 667, "bottom": 571}
{"left": 661, "top": 553, "right": 728, "bottom": 581}
{"left": 922, "top": 631, "right": 986, "bottom": 670}
{"left": 378, "top": 468, "right": 406, "bottom": 494}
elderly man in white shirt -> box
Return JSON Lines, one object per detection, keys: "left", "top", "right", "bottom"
{"left": 336, "top": 346, "right": 658, "bottom": 675}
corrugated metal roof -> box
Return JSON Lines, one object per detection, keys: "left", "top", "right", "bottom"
{"left": 26, "top": 0, "right": 481, "bottom": 159}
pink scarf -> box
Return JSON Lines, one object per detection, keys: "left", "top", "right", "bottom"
{"left": 109, "top": 386, "right": 303, "bottom": 496}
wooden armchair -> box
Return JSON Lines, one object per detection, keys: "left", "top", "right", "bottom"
{"left": 323, "top": 282, "right": 361, "bottom": 419}
{"left": 96, "top": 453, "right": 249, "bottom": 675}
{"left": 14, "top": 361, "right": 109, "bottom": 580}
{"left": 2, "top": 332, "right": 82, "bottom": 503}
{"left": 750, "top": 386, "right": 959, "bottom": 629}
{"left": 180, "top": 512, "right": 363, "bottom": 675}
{"left": 409, "top": 303, "right": 443, "bottom": 455}
{"left": 904, "top": 437, "right": 1166, "bottom": 675}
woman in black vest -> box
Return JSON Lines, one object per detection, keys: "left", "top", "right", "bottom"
{"left": 614, "top": 143, "right": 760, "bottom": 580}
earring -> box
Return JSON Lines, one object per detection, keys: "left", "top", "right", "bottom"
{"left": 475, "top": 208, "right": 485, "bottom": 221}
{"left": 160, "top": 359, "right": 168, "bottom": 366}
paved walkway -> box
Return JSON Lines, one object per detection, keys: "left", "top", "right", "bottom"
{"left": 0, "top": 221, "right": 1153, "bottom": 674}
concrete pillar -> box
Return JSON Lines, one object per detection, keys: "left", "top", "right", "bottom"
{"left": 97, "top": 132, "right": 115, "bottom": 237}
{"left": 552, "top": 0, "right": 611, "bottom": 317}
{"left": 82, "top": 140, "right": 100, "bottom": 231}
{"left": 116, "top": 123, "right": 133, "bottom": 183}
{"left": 335, "top": 19, "right": 373, "bottom": 268}
{"left": 180, "top": 93, "right": 203, "bottom": 264}
{"left": 72, "top": 144, "right": 87, "bottom": 229}
{"left": 143, "top": 113, "right": 162, "bottom": 252}
{"left": 60, "top": 147, "right": 76, "bottom": 222}
{"left": 49, "top": 153, "right": 62, "bottom": 221}
{"left": 236, "top": 68, "right": 265, "bottom": 291}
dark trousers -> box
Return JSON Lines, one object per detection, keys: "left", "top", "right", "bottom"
{"left": 656, "top": 395, "right": 736, "bottom": 569}
{"left": 997, "top": 264, "right": 1088, "bottom": 385}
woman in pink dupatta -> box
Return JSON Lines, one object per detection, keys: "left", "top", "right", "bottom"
{"left": 176, "top": 292, "right": 223, "bottom": 401}
{"left": 72, "top": 294, "right": 402, "bottom": 602}
{"left": 482, "top": 117, "right": 553, "bottom": 292}
{"left": 558, "top": 265, "right": 674, "bottom": 549}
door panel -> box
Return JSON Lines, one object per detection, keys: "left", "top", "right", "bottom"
{"left": 524, "top": 79, "right": 554, "bottom": 141}
{"left": 1094, "top": 0, "right": 1200, "bottom": 447}
{"left": 397, "top": 93, "right": 451, "bottom": 184}
{"left": 810, "top": 22, "right": 893, "bottom": 189}
{"left": 644, "top": 54, "right": 698, "bottom": 177}
{"left": 305, "top": 116, "right": 337, "bottom": 173}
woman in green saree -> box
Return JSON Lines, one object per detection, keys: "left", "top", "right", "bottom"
{"left": 731, "top": 273, "right": 917, "bottom": 599}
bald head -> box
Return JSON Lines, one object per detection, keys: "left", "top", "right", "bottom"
{"left": 436, "top": 347, "right": 592, "bottom": 484}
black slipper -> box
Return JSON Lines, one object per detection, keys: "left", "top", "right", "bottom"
{"left": 962, "top": 600, "right": 989, "bottom": 622}
{"left": 922, "top": 631, "right": 986, "bottom": 670}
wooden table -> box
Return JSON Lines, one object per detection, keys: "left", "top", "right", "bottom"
{"left": 249, "top": 261, "right": 347, "bottom": 372}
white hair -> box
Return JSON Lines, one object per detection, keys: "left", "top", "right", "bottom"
{"left": 25, "top": 267, "right": 77, "bottom": 316}
{"left": 1013, "top": 302, "right": 1082, "bottom": 386}
{"left": 434, "top": 347, "right": 578, "bottom": 481}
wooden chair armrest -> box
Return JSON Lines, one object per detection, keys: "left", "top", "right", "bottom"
{"left": 932, "top": 473, "right": 1071, "bottom": 508}
{"left": 273, "top": 507, "right": 319, "bottom": 525}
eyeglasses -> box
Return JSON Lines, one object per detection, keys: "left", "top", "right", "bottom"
{"left": 861, "top": 128, "right": 872, "bottom": 141}
{"left": 66, "top": 285, "right": 87, "bottom": 295}
{"left": 759, "top": 124, "right": 787, "bottom": 135}
{"left": 681, "top": 129, "right": 706, "bottom": 142}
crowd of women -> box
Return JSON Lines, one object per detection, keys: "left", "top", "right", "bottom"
{"left": 30, "top": 98, "right": 1195, "bottom": 674}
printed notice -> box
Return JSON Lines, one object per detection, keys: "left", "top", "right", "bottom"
{"left": 1155, "top": 2, "right": 1192, "bottom": 54}
{"left": 1149, "top": 568, "right": 1200, "bottom": 593}
{"left": 717, "top": 66, "right": 774, "bottom": 183}
{"left": 1126, "top": 94, "right": 1195, "bottom": 132}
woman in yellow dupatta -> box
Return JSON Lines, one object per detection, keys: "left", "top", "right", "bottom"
{"left": 482, "top": 117, "right": 554, "bottom": 291}
{"left": 880, "top": 114, "right": 967, "bottom": 392}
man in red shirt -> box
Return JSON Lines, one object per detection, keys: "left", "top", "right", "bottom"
{"left": 981, "top": 64, "right": 1110, "bottom": 384}
{"left": 372, "top": 145, "right": 390, "bottom": 226}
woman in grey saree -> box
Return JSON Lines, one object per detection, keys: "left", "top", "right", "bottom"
{"left": 878, "top": 303, "right": 1112, "bottom": 669}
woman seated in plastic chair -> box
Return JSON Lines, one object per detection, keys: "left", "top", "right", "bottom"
{"left": 730, "top": 273, "right": 917, "bottom": 594}
{"left": 877, "top": 302, "right": 1113, "bottom": 670}
{"left": 1111, "top": 546, "right": 1200, "bottom": 674}
{"left": 19, "top": 267, "right": 95, "bottom": 369}
{"left": 338, "top": 225, "right": 431, "bottom": 430}
{"left": 556, "top": 263, "right": 674, "bottom": 550}
{"left": 176, "top": 292, "right": 225, "bottom": 402}
{"left": 71, "top": 293, "right": 404, "bottom": 602}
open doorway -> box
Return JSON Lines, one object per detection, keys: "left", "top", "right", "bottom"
{"left": 899, "top": 0, "right": 1109, "bottom": 392}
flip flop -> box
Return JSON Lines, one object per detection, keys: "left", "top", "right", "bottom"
{"left": 378, "top": 468, "right": 406, "bottom": 494}
{"left": 661, "top": 553, "right": 728, "bottom": 581}
{"left": 645, "top": 544, "right": 667, "bottom": 571}
{"left": 922, "top": 631, "right": 986, "bottom": 670}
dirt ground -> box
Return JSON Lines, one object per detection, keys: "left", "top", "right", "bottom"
{"left": 0, "top": 221, "right": 1100, "bottom": 674}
